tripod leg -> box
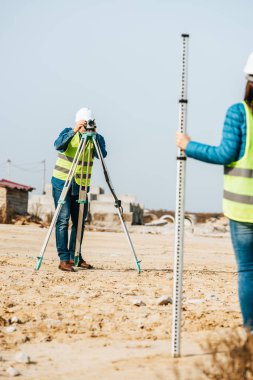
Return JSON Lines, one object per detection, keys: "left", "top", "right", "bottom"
{"left": 74, "top": 139, "right": 92, "bottom": 267}
{"left": 115, "top": 207, "right": 141, "bottom": 274}
{"left": 93, "top": 137, "right": 141, "bottom": 274}
{"left": 36, "top": 137, "right": 87, "bottom": 270}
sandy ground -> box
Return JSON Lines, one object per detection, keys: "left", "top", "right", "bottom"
{"left": 0, "top": 223, "right": 242, "bottom": 379}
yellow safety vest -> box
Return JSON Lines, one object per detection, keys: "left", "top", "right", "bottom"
{"left": 52, "top": 132, "right": 94, "bottom": 187}
{"left": 223, "top": 101, "right": 253, "bottom": 222}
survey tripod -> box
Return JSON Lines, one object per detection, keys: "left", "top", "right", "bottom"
{"left": 36, "top": 130, "right": 141, "bottom": 274}
{"left": 171, "top": 34, "right": 189, "bottom": 357}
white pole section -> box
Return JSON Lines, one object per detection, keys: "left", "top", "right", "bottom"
{"left": 171, "top": 33, "right": 189, "bottom": 358}
{"left": 6, "top": 159, "right": 11, "bottom": 180}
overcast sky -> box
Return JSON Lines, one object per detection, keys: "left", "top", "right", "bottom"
{"left": 0, "top": 0, "right": 252, "bottom": 211}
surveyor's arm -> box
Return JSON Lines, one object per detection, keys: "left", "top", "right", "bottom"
{"left": 54, "top": 128, "right": 75, "bottom": 152}
{"left": 94, "top": 134, "right": 107, "bottom": 158}
{"left": 185, "top": 103, "right": 245, "bottom": 165}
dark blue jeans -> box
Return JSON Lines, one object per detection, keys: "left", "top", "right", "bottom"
{"left": 230, "top": 219, "right": 253, "bottom": 329}
{"left": 52, "top": 186, "right": 88, "bottom": 262}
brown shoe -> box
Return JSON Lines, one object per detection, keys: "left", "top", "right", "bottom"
{"left": 58, "top": 261, "right": 76, "bottom": 272}
{"left": 69, "top": 259, "right": 94, "bottom": 269}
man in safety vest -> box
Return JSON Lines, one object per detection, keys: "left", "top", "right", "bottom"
{"left": 51, "top": 107, "right": 107, "bottom": 272}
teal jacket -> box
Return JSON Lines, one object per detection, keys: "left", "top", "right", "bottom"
{"left": 185, "top": 103, "right": 246, "bottom": 164}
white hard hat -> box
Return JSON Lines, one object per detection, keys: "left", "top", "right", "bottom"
{"left": 244, "top": 52, "right": 253, "bottom": 82}
{"left": 75, "top": 107, "right": 95, "bottom": 122}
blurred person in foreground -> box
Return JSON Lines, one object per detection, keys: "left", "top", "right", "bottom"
{"left": 176, "top": 53, "right": 253, "bottom": 331}
{"left": 52, "top": 107, "right": 107, "bottom": 272}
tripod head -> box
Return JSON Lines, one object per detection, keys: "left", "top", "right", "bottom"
{"left": 81, "top": 131, "right": 96, "bottom": 140}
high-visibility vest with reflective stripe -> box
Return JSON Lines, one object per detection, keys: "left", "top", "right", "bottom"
{"left": 52, "top": 132, "right": 94, "bottom": 187}
{"left": 223, "top": 101, "right": 253, "bottom": 222}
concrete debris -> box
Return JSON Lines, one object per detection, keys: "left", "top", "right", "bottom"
{"left": 145, "top": 220, "right": 168, "bottom": 227}
{"left": 213, "top": 224, "right": 228, "bottom": 233}
{"left": 157, "top": 295, "right": 173, "bottom": 306}
{"left": 14, "top": 351, "right": 31, "bottom": 364}
{"left": 160, "top": 215, "right": 175, "bottom": 223}
{"left": 143, "top": 212, "right": 158, "bottom": 224}
{"left": 6, "top": 367, "right": 20, "bottom": 377}
{"left": 133, "top": 299, "right": 146, "bottom": 307}
{"left": 144, "top": 214, "right": 195, "bottom": 233}
{"left": 196, "top": 218, "right": 229, "bottom": 236}
{"left": 10, "top": 316, "right": 20, "bottom": 324}
{"left": 4, "top": 325, "right": 17, "bottom": 333}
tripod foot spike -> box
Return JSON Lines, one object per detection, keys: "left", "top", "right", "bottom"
{"left": 35, "top": 256, "right": 43, "bottom": 271}
{"left": 135, "top": 260, "right": 141, "bottom": 274}
{"left": 74, "top": 256, "right": 80, "bottom": 267}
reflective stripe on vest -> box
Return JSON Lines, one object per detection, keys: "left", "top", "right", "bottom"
{"left": 223, "top": 101, "right": 253, "bottom": 222}
{"left": 52, "top": 133, "right": 94, "bottom": 187}
{"left": 224, "top": 167, "right": 253, "bottom": 178}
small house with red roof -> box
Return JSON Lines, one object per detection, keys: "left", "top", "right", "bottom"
{"left": 0, "top": 179, "right": 35, "bottom": 223}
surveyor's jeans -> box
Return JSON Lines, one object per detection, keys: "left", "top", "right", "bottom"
{"left": 52, "top": 186, "right": 88, "bottom": 262}
{"left": 229, "top": 219, "right": 253, "bottom": 329}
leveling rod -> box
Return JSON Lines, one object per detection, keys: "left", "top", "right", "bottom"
{"left": 171, "top": 33, "right": 190, "bottom": 358}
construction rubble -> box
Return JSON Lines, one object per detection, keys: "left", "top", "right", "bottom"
{"left": 27, "top": 185, "right": 229, "bottom": 235}
{"left": 28, "top": 184, "right": 144, "bottom": 227}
